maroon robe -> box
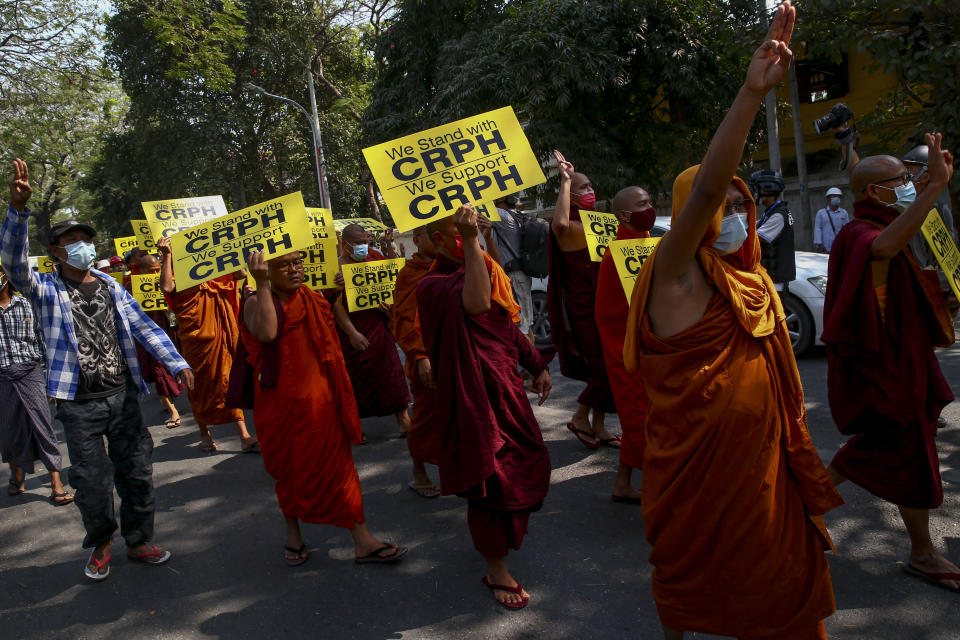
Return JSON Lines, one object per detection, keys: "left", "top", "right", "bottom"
{"left": 418, "top": 254, "right": 552, "bottom": 556}
{"left": 822, "top": 200, "right": 955, "bottom": 509}
{"left": 546, "top": 208, "right": 616, "bottom": 413}
{"left": 336, "top": 251, "right": 410, "bottom": 418}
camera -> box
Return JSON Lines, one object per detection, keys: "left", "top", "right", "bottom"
{"left": 813, "top": 103, "right": 854, "bottom": 135}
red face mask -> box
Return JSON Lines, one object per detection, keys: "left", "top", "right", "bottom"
{"left": 436, "top": 230, "right": 465, "bottom": 259}
{"left": 626, "top": 207, "right": 656, "bottom": 232}
{"left": 573, "top": 189, "right": 596, "bottom": 210}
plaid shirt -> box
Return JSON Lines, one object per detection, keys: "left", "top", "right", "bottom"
{"left": 0, "top": 293, "right": 44, "bottom": 370}
{"left": 1, "top": 206, "right": 190, "bottom": 399}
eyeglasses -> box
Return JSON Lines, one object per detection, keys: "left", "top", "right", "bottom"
{"left": 873, "top": 173, "right": 910, "bottom": 186}
{"left": 270, "top": 258, "right": 304, "bottom": 271}
{"left": 723, "top": 201, "right": 748, "bottom": 216}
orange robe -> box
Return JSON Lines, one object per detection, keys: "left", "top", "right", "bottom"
{"left": 392, "top": 252, "right": 440, "bottom": 464}
{"left": 241, "top": 286, "right": 364, "bottom": 526}
{"left": 166, "top": 275, "right": 244, "bottom": 425}
{"left": 624, "top": 167, "right": 843, "bottom": 639}
{"left": 595, "top": 225, "right": 648, "bottom": 470}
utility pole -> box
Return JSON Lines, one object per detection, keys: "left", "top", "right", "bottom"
{"left": 788, "top": 61, "right": 813, "bottom": 249}
{"left": 306, "top": 63, "right": 332, "bottom": 211}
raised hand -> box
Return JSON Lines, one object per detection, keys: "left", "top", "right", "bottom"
{"left": 553, "top": 150, "right": 575, "bottom": 182}
{"left": 925, "top": 132, "right": 954, "bottom": 187}
{"left": 9, "top": 158, "right": 32, "bottom": 212}
{"left": 453, "top": 203, "right": 479, "bottom": 239}
{"left": 744, "top": 1, "right": 796, "bottom": 96}
{"left": 156, "top": 236, "right": 172, "bottom": 257}
{"left": 246, "top": 249, "right": 269, "bottom": 283}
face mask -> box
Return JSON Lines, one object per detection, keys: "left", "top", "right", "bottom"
{"left": 713, "top": 213, "right": 748, "bottom": 255}
{"left": 437, "top": 231, "right": 465, "bottom": 260}
{"left": 350, "top": 243, "right": 369, "bottom": 261}
{"left": 626, "top": 207, "right": 656, "bottom": 232}
{"left": 57, "top": 240, "right": 96, "bottom": 270}
{"left": 574, "top": 189, "right": 596, "bottom": 210}
{"left": 875, "top": 181, "right": 916, "bottom": 213}
{"left": 829, "top": 196, "right": 841, "bottom": 207}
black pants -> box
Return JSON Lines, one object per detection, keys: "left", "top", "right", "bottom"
{"left": 57, "top": 383, "right": 155, "bottom": 549}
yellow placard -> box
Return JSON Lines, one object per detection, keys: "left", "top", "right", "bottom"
{"left": 341, "top": 257, "right": 405, "bottom": 312}
{"left": 581, "top": 211, "right": 620, "bottom": 262}
{"left": 109, "top": 272, "right": 125, "bottom": 284}
{"left": 473, "top": 201, "right": 502, "bottom": 222}
{"left": 37, "top": 256, "right": 55, "bottom": 273}
{"left": 113, "top": 235, "right": 139, "bottom": 258}
{"left": 130, "top": 219, "right": 157, "bottom": 253}
{"left": 169, "top": 192, "right": 314, "bottom": 290}
{"left": 307, "top": 208, "right": 336, "bottom": 241}
{"left": 362, "top": 106, "right": 545, "bottom": 233}
{"left": 141, "top": 195, "right": 228, "bottom": 242}
{"left": 130, "top": 274, "right": 168, "bottom": 311}
{"left": 333, "top": 217, "right": 389, "bottom": 233}
{"left": 301, "top": 241, "right": 341, "bottom": 290}
{"left": 609, "top": 238, "right": 661, "bottom": 305}
{"left": 920, "top": 208, "right": 960, "bottom": 301}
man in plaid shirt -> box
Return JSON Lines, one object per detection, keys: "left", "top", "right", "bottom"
{"left": 1, "top": 159, "right": 195, "bottom": 582}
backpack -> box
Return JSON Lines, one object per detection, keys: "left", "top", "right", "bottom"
{"left": 519, "top": 214, "right": 550, "bottom": 278}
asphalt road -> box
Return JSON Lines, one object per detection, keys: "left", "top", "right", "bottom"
{"left": 2, "top": 344, "right": 959, "bottom": 640}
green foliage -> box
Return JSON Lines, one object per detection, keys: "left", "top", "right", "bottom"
{"left": 365, "top": 0, "right": 761, "bottom": 205}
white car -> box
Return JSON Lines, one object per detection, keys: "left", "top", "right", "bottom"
{"left": 530, "top": 216, "right": 829, "bottom": 357}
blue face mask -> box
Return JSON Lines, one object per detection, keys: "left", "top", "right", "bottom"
{"left": 875, "top": 181, "right": 916, "bottom": 213}
{"left": 351, "top": 243, "right": 369, "bottom": 261}
{"left": 58, "top": 240, "right": 97, "bottom": 270}
{"left": 713, "top": 213, "right": 748, "bottom": 255}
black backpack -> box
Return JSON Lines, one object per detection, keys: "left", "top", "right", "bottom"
{"left": 519, "top": 214, "right": 550, "bottom": 278}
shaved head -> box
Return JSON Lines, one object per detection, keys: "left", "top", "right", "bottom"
{"left": 342, "top": 223, "right": 366, "bottom": 243}
{"left": 426, "top": 216, "right": 457, "bottom": 245}
{"left": 571, "top": 172, "right": 591, "bottom": 193}
{"left": 850, "top": 155, "right": 905, "bottom": 201}
{"left": 612, "top": 186, "right": 650, "bottom": 214}
{"left": 140, "top": 253, "right": 160, "bottom": 274}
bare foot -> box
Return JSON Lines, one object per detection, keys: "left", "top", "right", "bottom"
{"left": 612, "top": 484, "right": 642, "bottom": 501}
{"left": 200, "top": 434, "right": 217, "bottom": 452}
{"left": 409, "top": 481, "right": 441, "bottom": 498}
{"left": 241, "top": 437, "right": 259, "bottom": 452}
{"left": 907, "top": 551, "right": 960, "bottom": 591}
{"left": 88, "top": 541, "right": 111, "bottom": 576}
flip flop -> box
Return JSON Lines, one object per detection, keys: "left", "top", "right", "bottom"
{"left": 482, "top": 576, "right": 530, "bottom": 610}
{"left": 164, "top": 418, "right": 181, "bottom": 429}
{"left": 355, "top": 543, "right": 408, "bottom": 564}
{"left": 284, "top": 544, "right": 308, "bottom": 567}
{"left": 599, "top": 435, "right": 622, "bottom": 449}
{"left": 84, "top": 550, "right": 111, "bottom": 581}
{"left": 127, "top": 545, "right": 172, "bottom": 565}
{"left": 50, "top": 491, "right": 74, "bottom": 506}
{"left": 903, "top": 563, "right": 960, "bottom": 593}
{"left": 611, "top": 494, "right": 642, "bottom": 505}
{"left": 199, "top": 438, "right": 218, "bottom": 453}
{"left": 408, "top": 481, "right": 441, "bottom": 499}
{"left": 7, "top": 478, "right": 24, "bottom": 496}
{"left": 566, "top": 422, "right": 599, "bottom": 449}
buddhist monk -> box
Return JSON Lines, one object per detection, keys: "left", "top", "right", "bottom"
{"left": 157, "top": 236, "right": 258, "bottom": 453}
{"left": 595, "top": 186, "right": 655, "bottom": 504}
{"left": 418, "top": 205, "right": 552, "bottom": 610}
{"left": 623, "top": 5, "right": 844, "bottom": 638}
{"left": 391, "top": 226, "right": 441, "bottom": 498}
{"left": 241, "top": 249, "right": 407, "bottom": 566}
{"left": 135, "top": 253, "right": 183, "bottom": 428}
{"left": 822, "top": 134, "right": 960, "bottom": 592}
{"left": 548, "top": 151, "right": 618, "bottom": 449}
{"left": 331, "top": 223, "right": 410, "bottom": 441}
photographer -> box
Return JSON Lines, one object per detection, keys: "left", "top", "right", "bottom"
{"left": 749, "top": 169, "right": 796, "bottom": 286}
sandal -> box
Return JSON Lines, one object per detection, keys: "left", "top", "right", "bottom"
{"left": 408, "top": 481, "right": 441, "bottom": 499}
{"left": 84, "top": 550, "right": 111, "bottom": 581}
{"left": 50, "top": 491, "right": 74, "bottom": 506}
{"left": 199, "top": 437, "right": 218, "bottom": 453}
{"left": 355, "top": 543, "right": 408, "bottom": 564}
{"left": 284, "top": 544, "right": 309, "bottom": 567}
{"left": 127, "top": 545, "right": 172, "bottom": 565}
{"left": 241, "top": 439, "right": 260, "bottom": 453}
{"left": 566, "top": 422, "right": 600, "bottom": 450}
{"left": 7, "top": 477, "right": 24, "bottom": 496}
{"left": 164, "top": 418, "right": 181, "bottom": 429}
{"left": 482, "top": 575, "right": 530, "bottom": 610}
{"left": 598, "top": 435, "right": 622, "bottom": 448}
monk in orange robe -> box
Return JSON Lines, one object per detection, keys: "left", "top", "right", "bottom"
{"left": 418, "top": 206, "right": 552, "bottom": 610}
{"left": 241, "top": 250, "right": 407, "bottom": 567}
{"left": 391, "top": 226, "right": 441, "bottom": 498}
{"left": 157, "top": 237, "right": 257, "bottom": 453}
{"left": 548, "top": 152, "right": 619, "bottom": 448}
{"left": 595, "top": 186, "right": 655, "bottom": 504}
{"left": 624, "top": 5, "right": 844, "bottom": 638}
{"left": 822, "top": 138, "right": 960, "bottom": 592}
{"left": 331, "top": 224, "right": 410, "bottom": 441}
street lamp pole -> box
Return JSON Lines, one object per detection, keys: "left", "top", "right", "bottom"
{"left": 244, "top": 81, "right": 331, "bottom": 210}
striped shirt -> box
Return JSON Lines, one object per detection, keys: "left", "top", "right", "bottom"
{"left": 0, "top": 293, "right": 44, "bottom": 371}
{"left": 1, "top": 206, "right": 190, "bottom": 399}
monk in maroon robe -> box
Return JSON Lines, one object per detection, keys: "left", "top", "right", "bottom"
{"left": 418, "top": 206, "right": 552, "bottom": 610}
{"left": 331, "top": 224, "right": 410, "bottom": 442}
{"left": 135, "top": 253, "right": 184, "bottom": 428}
{"left": 548, "top": 151, "right": 619, "bottom": 449}
{"left": 823, "top": 137, "right": 960, "bottom": 592}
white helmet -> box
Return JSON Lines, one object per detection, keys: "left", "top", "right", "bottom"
{"left": 825, "top": 187, "right": 842, "bottom": 197}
